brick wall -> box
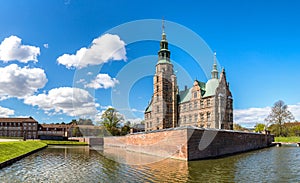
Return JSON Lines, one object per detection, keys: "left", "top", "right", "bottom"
{"left": 104, "top": 127, "right": 274, "bottom": 161}
{"left": 187, "top": 128, "right": 274, "bottom": 160}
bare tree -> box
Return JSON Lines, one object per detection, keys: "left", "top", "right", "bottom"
{"left": 265, "top": 100, "right": 294, "bottom": 136}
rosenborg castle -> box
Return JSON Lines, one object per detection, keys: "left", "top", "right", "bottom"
{"left": 144, "top": 28, "right": 233, "bottom": 131}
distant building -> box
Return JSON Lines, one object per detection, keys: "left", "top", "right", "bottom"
{"left": 0, "top": 117, "right": 38, "bottom": 139}
{"left": 132, "top": 124, "right": 145, "bottom": 133}
{"left": 144, "top": 27, "right": 233, "bottom": 131}
{"left": 38, "top": 124, "right": 72, "bottom": 138}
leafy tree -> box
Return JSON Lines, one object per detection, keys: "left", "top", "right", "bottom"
{"left": 265, "top": 100, "right": 294, "bottom": 136}
{"left": 233, "top": 123, "right": 246, "bottom": 131}
{"left": 100, "top": 107, "right": 124, "bottom": 136}
{"left": 78, "top": 118, "right": 94, "bottom": 125}
{"left": 254, "top": 123, "right": 265, "bottom": 133}
{"left": 289, "top": 125, "right": 300, "bottom": 136}
{"left": 120, "top": 124, "right": 131, "bottom": 135}
{"left": 71, "top": 126, "right": 83, "bottom": 137}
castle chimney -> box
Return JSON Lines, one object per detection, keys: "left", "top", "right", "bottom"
{"left": 185, "top": 85, "right": 188, "bottom": 90}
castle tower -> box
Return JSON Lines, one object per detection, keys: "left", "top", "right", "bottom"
{"left": 151, "top": 20, "right": 178, "bottom": 129}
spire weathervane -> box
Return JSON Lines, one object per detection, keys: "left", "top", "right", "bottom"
{"left": 214, "top": 51, "right": 217, "bottom": 64}
{"left": 162, "top": 17, "right": 165, "bottom": 33}
{"left": 211, "top": 51, "right": 219, "bottom": 79}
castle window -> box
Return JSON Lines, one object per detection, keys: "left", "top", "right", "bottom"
{"left": 194, "top": 114, "right": 198, "bottom": 123}
{"left": 200, "top": 113, "right": 204, "bottom": 122}
{"left": 189, "top": 115, "right": 192, "bottom": 123}
{"left": 189, "top": 103, "right": 192, "bottom": 110}
{"left": 207, "top": 99, "right": 210, "bottom": 107}
{"left": 157, "top": 118, "right": 159, "bottom": 125}
{"left": 194, "top": 91, "right": 197, "bottom": 98}
{"left": 163, "top": 84, "right": 168, "bottom": 91}
{"left": 183, "top": 116, "right": 186, "bottom": 124}
{"left": 183, "top": 104, "right": 186, "bottom": 111}
{"left": 157, "top": 106, "right": 159, "bottom": 113}
{"left": 200, "top": 100, "right": 204, "bottom": 108}
{"left": 207, "top": 112, "right": 211, "bottom": 121}
{"left": 194, "top": 101, "right": 197, "bottom": 109}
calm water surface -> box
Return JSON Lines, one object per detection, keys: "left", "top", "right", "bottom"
{"left": 1, "top": 145, "right": 300, "bottom": 182}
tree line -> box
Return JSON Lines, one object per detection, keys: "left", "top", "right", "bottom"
{"left": 254, "top": 100, "right": 297, "bottom": 137}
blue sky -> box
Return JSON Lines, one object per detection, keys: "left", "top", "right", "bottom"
{"left": 0, "top": 0, "right": 300, "bottom": 127}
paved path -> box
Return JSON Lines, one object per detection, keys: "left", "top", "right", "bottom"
{"left": 0, "top": 139, "right": 21, "bottom": 142}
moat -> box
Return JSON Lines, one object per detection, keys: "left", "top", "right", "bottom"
{"left": 1, "top": 145, "right": 300, "bottom": 182}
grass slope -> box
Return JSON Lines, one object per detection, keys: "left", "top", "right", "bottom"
{"left": 0, "top": 141, "right": 47, "bottom": 163}
{"left": 274, "top": 136, "right": 300, "bottom": 143}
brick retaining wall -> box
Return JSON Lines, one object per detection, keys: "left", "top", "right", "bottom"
{"left": 103, "top": 127, "right": 274, "bottom": 161}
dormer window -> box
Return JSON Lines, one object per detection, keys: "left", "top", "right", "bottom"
{"left": 194, "top": 91, "right": 197, "bottom": 98}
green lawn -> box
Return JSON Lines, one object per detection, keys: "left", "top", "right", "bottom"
{"left": 274, "top": 136, "right": 300, "bottom": 143}
{"left": 40, "top": 140, "right": 88, "bottom": 145}
{"left": 0, "top": 141, "right": 47, "bottom": 163}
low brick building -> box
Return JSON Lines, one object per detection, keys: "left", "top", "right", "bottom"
{"left": 0, "top": 117, "right": 38, "bottom": 139}
{"left": 38, "top": 124, "right": 71, "bottom": 138}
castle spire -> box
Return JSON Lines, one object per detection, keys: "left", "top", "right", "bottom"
{"left": 211, "top": 51, "right": 219, "bottom": 79}
{"left": 158, "top": 18, "right": 170, "bottom": 62}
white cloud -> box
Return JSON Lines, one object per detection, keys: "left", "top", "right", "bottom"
{"left": 234, "top": 107, "right": 270, "bottom": 127}
{"left": 76, "top": 78, "right": 86, "bottom": 84}
{"left": 0, "top": 36, "right": 40, "bottom": 63}
{"left": 131, "top": 108, "right": 144, "bottom": 113}
{"left": 87, "top": 72, "right": 93, "bottom": 75}
{"left": 57, "top": 34, "right": 126, "bottom": 69}
{"left": 0, "top": 64, "right": 47, "bottom": 99}
{"left": 0, "top": 106, "right": 14, "bottom": 117}
{"left": 85, "top": 73, "right": 119, "bottom": 89}
{"left": 43, "top": 44, "right": 49, "bottom": 48}
{"left": 125, "top": 118, "right": 143, "bottom": 125}
{"left": 234, "top": 103, "right": 300, "bottom": 127}
{"left": 24, "top": 87, "right": 98, "bottom": 117}
{"left": 287, "top": 103, "right": 300, "bottom": 121}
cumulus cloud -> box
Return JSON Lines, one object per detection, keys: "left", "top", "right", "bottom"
{"left": 0, "top": 106, "right": 14, "bottom": 117}
{"left": 234, "top": 107, "right": 270, "bottom": 127}
{"left": 0, "top": 64, "right": 47, "bottom": 99}
{"left": 57, "top": 34, "right": 126, "bottom": 69}
{"left": 125, "top": 118, "right": 143, "bottom": 125}
{"left": 85, "top": 73, "right": 119, "bottom": 89}
{"left": 43, "top": 44, "right": 49, "bottom": 48}
{"left": 287, "top": 103, "right": 300, "bottom": 121}
{"left": 234, "top": 103, "right": 300, "bottom": 127}
{"left": 24, "top": 87, "right": 98, "bottom": 117}
{"left": 0, "top": 36, "right": 40, "bottom": 63}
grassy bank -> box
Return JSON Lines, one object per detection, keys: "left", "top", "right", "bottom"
{"left": 274, "top": 136, "right": 300, "bottom": 143}
{"left": 40, "top": 140, "right": 88, "bottom": 145}
{"left": 0, "top": 141, "right": 47, "bottom": 163}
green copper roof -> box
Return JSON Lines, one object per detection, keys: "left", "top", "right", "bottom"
{"left": 203, "top": 78, "right": 219, "bottom": 97}
{"left": 178, "top": 87, "right": 193, "bottom": 104}
{"left": 196, "top": 80, "right": 206, "bottom": 90}
{"left": 145, "top": 99, "right": 152, "bottom": 112}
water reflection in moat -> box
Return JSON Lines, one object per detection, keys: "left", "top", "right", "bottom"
{"left": 1, "top": 145, "right": 300, "bottom": 182}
